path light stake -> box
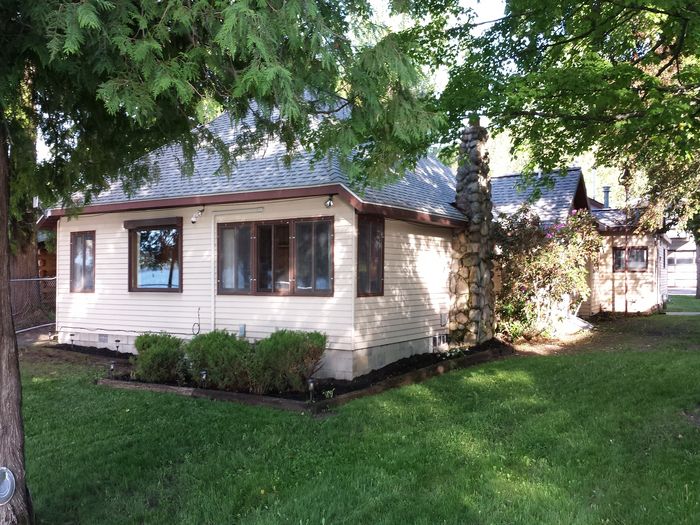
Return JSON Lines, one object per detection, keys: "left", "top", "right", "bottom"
{"left": 109, "top": 361, "right": 115, "bottom": 379}
{"left": 200, "top": 369, "right": 207, "bottom": 388}
{"left": 0, "top": 467, "right": 16, "bottom": 506}
{"left": 114, "top": 339, "right": 121, "bottom": 352}
{"left": 69, "top": 333, "right": 75, "bottom": 349}
{"left": 307, "top": 378, "right": 315, "bottom": 403}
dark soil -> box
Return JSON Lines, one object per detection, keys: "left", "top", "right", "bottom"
{"left": 29, "top": 338, "right": 514, "bottom": 402}
{"left": 310, "top": 338, "right": 513, "bottom": 399}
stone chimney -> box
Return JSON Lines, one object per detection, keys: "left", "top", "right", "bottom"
{"left": 449, "top": 119, "right": 495, "bottom": 345}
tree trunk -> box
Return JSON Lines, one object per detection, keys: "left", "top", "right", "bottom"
{"left": 695, "top": 244, "right": 700, "bottom": 299}
{"left": 0, "top": 121, "right": 33, "bottom": 524}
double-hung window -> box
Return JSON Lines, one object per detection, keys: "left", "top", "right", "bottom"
{"left": 217, "top": 217, "right": 333, "bottom": 296}
{"left": 70, "top": 231, "right": 95, "bottom": 293}
{"left": 125, "top": 217, "right": 183, "bottom": 292}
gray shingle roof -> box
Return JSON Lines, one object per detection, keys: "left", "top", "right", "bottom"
{"left": 591, "top": 208, "right": 639, "bottom": 228}
{"left": 491, "top": 168, "right": 584, "bottom": 226}
{"left": 87, "top": 113, "right": 465, "bottom": 221}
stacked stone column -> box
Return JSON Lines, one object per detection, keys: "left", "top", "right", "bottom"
{"left": 449, "top": 119, "right": 495, "bottom": 345}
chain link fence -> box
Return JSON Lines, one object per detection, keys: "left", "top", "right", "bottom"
{"left": 10, "top": 277, "right": 56, "bottom": 333}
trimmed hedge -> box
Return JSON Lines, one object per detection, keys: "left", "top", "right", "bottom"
{"left": 249, "top": 330, "right": 326, "bottom": 394}
{"left": 133, "top": 332, "right": 188, "bottom": 384}
{"left": 187, "top": 330, "right": 253, "bottom": 391}
{"left": 132, "top": 329, "right": 326, "bottom": 394}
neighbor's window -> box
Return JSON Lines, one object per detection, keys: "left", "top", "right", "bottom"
{"left": 217, "top": 218, "right": 333, "bottom": 296}
{"left": 295, "top": 219, "right": 332, "bottom": 294}
{"left": 218, "top": 223, "right": 252, "bottom": 293}
{"left": 126, "top": 218, "right": 182, "bottom": 292}
{"left": 613, "top": 246, "right": 648, "bottom": 272}
{"left": 357, "top": 215, "right": 384, "bottom": 296}
{"left": 70, "top": 231, "right": 95, "bottom": 293}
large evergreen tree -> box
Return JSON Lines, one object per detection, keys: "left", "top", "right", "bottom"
{"left": 436, "top": 0, "right": 700, "bottom": 226}
{"left": 0, "top": 2, "right": 448, "bottom": 522}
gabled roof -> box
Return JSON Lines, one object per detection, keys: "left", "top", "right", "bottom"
{"left": 40, "top": 113, "right": 465, "bottom": 227}
{"left": 491, "top": 168, "right": 589, "bottom": 225}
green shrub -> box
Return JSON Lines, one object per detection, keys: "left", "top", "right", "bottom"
{"left": 133, "top": 332, "right": 188, "bottom": 384}
{"left": 186, "top": 330, "right": 253, "bottom": 391}
{"left": 249, "top": 330, "right": 326, "bottom": 394}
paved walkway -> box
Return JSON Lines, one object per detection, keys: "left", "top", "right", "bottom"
{"left": 669, "top": 288, "right": 696, "bottom": 296}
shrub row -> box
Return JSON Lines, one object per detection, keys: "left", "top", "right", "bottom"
{"left": 133, "top": 329, "right": 325, "bottom": 394}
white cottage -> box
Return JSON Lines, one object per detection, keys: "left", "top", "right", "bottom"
{"left": 39, "top": 114, "right": 465, "bottom": 380}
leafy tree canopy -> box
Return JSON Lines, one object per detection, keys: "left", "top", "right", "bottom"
{"left": 436, "top": 0, "right": 700, "bottom": 228}
{"left": 2, "top": 0, "right": 455, "bottom": 215}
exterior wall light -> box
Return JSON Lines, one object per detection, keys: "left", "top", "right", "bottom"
{"left": 324, "top": 195, "right": 334, "bottom": 208}
{"left": 191, "top": 206, "right": 205, "bottom": 224}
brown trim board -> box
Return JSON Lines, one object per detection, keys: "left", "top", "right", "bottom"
{"left": 38, "top": 185, "right": 467, "bottom": 229}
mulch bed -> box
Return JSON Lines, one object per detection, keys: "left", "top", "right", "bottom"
{"left": 92, "top": 338, "right": 514, "bottom": 413}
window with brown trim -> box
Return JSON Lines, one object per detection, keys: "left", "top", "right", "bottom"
{"left": 613, "top": 246, "right": 648, "bottom": 272}
{"left": 357, "top": 215, "right": 384, "bottom": 296}
{"left": 126, "top": 217, "right": 183, "bottom": 292}
{"left": 70, "top": 231, "right": 95, "bottom": 293}
{"left": 217, "top": 217, "right": 333, "bottom": 296}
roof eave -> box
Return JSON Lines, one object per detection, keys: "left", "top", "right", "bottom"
{"left": 40, "top": 183, "right": 467, "bottom": 229}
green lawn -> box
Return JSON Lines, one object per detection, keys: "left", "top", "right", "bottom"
{"left": 667, "top": 294, "right": 700, "bottom": 312}
{"left": 21, "top": 315, "right": 700, "bottom": 524}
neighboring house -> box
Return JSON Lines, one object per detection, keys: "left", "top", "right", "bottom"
{"left": 491, "top": 169, "right": 670, "bottom": 316}
{"left": 667, "top": 230, "right": 697, "bottom": 290}
{"left": 584, "top": 209, "right": 670, "bottom": 315}
{"left": 39, "top": 113, "right": 464, "bottom": 380}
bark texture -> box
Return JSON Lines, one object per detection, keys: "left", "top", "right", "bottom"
{"left": 449, "top": 121, "right": 495, "bottom": 345}
{"left": 0, "top": 121, "right": 33, "bottom": 525}
{"left": 696, "top": 246, "right": 700, "bottom": 299}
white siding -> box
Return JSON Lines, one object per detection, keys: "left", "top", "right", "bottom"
{"left": 56, "top": 196, "right": 356, "bottom": 377}
{"left": 353, "top": 219, "right": 452, "bottom": 374}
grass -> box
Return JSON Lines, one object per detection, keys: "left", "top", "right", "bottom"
{"left": 666, "top": 294, "right": 700, "bottom": 312}
{"left": 21, "top": 315, "right": 700, "bottom": 524}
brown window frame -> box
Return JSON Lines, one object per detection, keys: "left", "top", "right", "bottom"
{"left": 613, "top": 246, "right": 648, "bottom": 273}
{"left": 217, "top": 216, "right": 334, "bottom": 297}
{"left": 126, "top": 217, "right": 183, "bottom": 293}
{"left": 357, "top": 215, "right": 385, "bottom": 297}
{"left": 70, "top": 231, "right": 96, "bottom": 293}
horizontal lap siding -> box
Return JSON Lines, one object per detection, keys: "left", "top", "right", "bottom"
{"left": 57, "top": 204, "right": 214, "bottom": 338}
{"left": 56, "top": 197, "right": 354, "bottom": 351}
{"left": 212, "top": 198, "right": 354, "bottom": 351}
{"left": 353, "top": 220, "right": 452, "bottom": 350}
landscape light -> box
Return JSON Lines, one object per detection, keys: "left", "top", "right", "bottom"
{"left": 307, "top": 378, "right": 315, "bottom": 403}
{"left": 200, "top": 369, "right": 208, "bottom": 387}
{"left": 109, "top": 361, "right": 115, "bottom": 379}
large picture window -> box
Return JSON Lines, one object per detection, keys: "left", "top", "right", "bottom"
{"left": 217, "top": 217, "right": 333, "bottom": 296}
{"left": 70, "top": 231, "right": 95, "bottom": 293}
{"left": 357, "top": 215, "right": 384, "bottom": 296}
{"left": 613, "top": 246, "right": 648, "bottom": 272}
{"left": 126, "top": 217, "right": 182, "bottom": 292}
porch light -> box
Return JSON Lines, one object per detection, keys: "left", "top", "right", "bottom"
{"left": 324, "top": 195, "right": 334, "bottom": 208}
{"left": 191, "top": 206, "right": 205, "bottom": 224}
{"left": 0, "top": 467, "right": 16, "bottom": 506}
{"left": 307, "top": 378, "right": 315, "bottom": 403}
